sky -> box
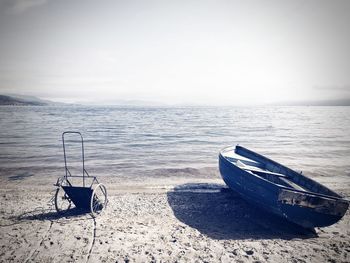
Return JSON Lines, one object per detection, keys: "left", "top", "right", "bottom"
{"left": 0, "top": 0, "right": 349, "bottom": 105}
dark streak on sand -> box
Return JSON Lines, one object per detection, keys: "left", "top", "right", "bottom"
{"left": 86, "top": 216, "right": 97, "bottom": 263}
{"left": 23, "top": 221, "right": 53, "bottom": 263}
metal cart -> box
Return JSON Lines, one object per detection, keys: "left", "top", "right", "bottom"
{"left": 54, "top": 132, "right": 107, "bottom": 217}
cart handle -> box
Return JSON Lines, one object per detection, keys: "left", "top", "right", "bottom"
{"left": 62, "top": 131, "right": 86, "bottom": 186}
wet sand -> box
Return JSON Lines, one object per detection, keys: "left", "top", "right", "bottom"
{"left": 0, "top": 169, "right": 349, "bottom": 262}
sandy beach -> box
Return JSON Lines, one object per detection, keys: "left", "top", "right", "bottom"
{"left": 0, "top": 168, "right": 349, "bottom": 263}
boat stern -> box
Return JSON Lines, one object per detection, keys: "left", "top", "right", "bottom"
{"left": 278, "top": 189, "right": 349, "bottom": 228}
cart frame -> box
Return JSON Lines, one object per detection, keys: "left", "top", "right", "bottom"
{"left": 54, "top": 131, "right": 107, "bottom": 216}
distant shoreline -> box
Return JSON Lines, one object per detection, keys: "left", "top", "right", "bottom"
{"left": 1, "top": 94, "right": 350, "bottom": 107}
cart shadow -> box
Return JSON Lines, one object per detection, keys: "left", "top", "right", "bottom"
{"left": 16, "top": 207, "right": 91, "bottom": 221}
{"left": 167, "top": 183, "right": 318, "bottom": 240}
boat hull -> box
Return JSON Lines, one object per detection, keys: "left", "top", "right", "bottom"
{"left": 219, "top": 150, "right": 348, "bottom": 229}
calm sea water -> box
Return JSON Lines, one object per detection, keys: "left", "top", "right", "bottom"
{"left": 0, "top": 106, "right": 349, "bottom": 178}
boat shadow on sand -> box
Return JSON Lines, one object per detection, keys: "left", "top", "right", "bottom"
{"left": 167, "top": 183, "right": 318, "bottom": 240}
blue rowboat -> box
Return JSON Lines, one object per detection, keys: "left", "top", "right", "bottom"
{"left": 219, "top": 145, "right": 349, "bottom": 229}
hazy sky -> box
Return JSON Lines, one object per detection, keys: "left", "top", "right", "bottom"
{"left": 0, "top": 0, "right": 349, "bottom": 105}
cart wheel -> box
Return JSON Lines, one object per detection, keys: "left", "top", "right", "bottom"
{"left": 90, "top": 183, "right": 107, "bottom": 217}
{"left": 55, "top": 187, "right": 72, "bottom": 214}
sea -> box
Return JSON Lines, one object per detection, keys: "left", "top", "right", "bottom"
{"left": 0, "top": 106, "right": 349, "bottom": 179}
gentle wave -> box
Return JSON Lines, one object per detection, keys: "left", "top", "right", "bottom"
{"left": 0, "top": 106, "right": 349, "bottom": 178}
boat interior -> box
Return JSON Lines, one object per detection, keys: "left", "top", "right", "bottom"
{"left": 224, "top": 152, "right": 307, "bottom": 191}
{"left": 221, "top": 146, "right": 343, "bottom": 199}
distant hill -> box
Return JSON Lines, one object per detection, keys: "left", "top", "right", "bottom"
{"left": 271, "top": 99, "right": 350, "bottom": 106}
{"left": 0, "top": 94, "right": 69, "bottom": 106}
{"left": 0, "top": 95, "right": 47, "bottom": 106}
{"left": 79, "top": 99, "right": 168, "bottom": 107}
